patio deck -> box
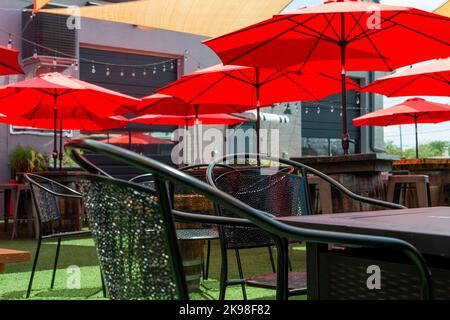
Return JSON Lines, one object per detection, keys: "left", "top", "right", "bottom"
{"left": 0, "top": 237, "right": 307, "bottom": 300}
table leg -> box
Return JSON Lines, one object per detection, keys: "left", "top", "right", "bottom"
{"left": 11, "top": 189, "right": 20, "bottom": 240}
{"left": 306, "top": 242, "right": 327, "bottom": 300}
{"left": 3, "top": 190, "right": 10, "bottom": 232}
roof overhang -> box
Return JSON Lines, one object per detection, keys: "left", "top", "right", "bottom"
{"left": 40, "top": 0, "right": 293, "bottom": 38}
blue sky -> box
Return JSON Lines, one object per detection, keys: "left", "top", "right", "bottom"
{"left": 283, "top": 0, "right": 450, "bottom": 149}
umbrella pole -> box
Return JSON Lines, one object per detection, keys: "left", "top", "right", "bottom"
{"left": 59, "top": 118, "right": 63, "bottom": 170}
{"left": 128, "top": 129, "right": 132, "bottom": 150}
{"left": 52, "top": 95, "right": 58, "bottom": 169}
{"left": 184, "top": 119, "right": 189, "bottom": 165}
{"left": 195, "top": 105, "right": 200, "bottom": 164}
{"left": 255, "top": 68, "right": 261, "bottom": 156}
{"left": 415, "top": 115, "right": 419, "bottom": 158}
{"left": 340, "top": 13, "right": 350, "bottom": 155}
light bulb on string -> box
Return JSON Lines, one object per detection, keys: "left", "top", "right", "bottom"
{"left": 330, "top": 105, "right": 334, "bottom": 113}
{"left": 162, "top": 64, "right": 166, "bottom": 72}
{"left": 120, "top": 69, "right": 124, "bottom": 77}
{"left": 305, "top": 108, "right": 309, "bottom": 115}
{"left": 132, "top": 70, "right": 136, "bottom": 77}
{"left": 33, "top": 48, "right": 38, "bottom": 59}
{"left": 91, "top": 64, "right": 96, "bottom": 74}
{"left": 143, "top": 69, "right": 147, "bottom": 76}
{"left": 74, "top": 61, "right": 79, "bottom": 71}
{"left": 317, "top": 106, "right": 321, "bottom": 114}
{"left": 171, "top": 61, "right": 174, "bottom": 69}
{"left": 7, "top": 34, "right": 12, "bottom": 49}
{"left": 106, "top": 67, "right": 110, "bottom": 76}
{"left": 153, "top": 67, "right": 156, "bottom": 75}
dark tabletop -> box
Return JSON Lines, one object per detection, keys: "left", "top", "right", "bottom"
{"left": 278, "top": 207, "right": 450, "bottom": 257}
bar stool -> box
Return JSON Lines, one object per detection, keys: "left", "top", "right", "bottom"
{"left": 386, "top": 174, "right": 431, "bottom": 208}
{"left": 11, "top": 184, "right": 39, "bottom": 239}
{"left": 308, "top": 175, "right": 333, "bottom": 214}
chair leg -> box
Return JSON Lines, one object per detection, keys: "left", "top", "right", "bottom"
{"left": 267, "top": 246, "right": 276, "bottom": 273}
{"left": 50, "top": 237, "right": 62, "bottom": 289}
{"left": 219, "top": 245, "right": 228, "bottom": 300}
{"left": 275, "top": 238, "right": 289, "bottom": 300}
{"left": 234, "top": 249, "right": 247, "bottom": 300}
{"left": 100, "top": 266, "right": 107, "bottom": 298}
{"left": 204, "top": 240, "right": 211, "bottom": 280}
{"left": 26, "top": 238, "right": 42, "bottom": 298}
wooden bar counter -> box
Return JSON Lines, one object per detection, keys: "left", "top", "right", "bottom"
{"left": 291, "top": 153, "right": 399, "bottom": 213}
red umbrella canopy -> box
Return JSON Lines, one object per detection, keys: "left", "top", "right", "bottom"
{"left": 362, "top": 58, "right": 450, "bottom": 97}
{"left": 353, "top": 98, "right": 450, "bottom": 127}
{"left": 137, "top": 93, "right": 248, "bottom": 116}
{"left": 0, "top": 115, "right": 129, "bottom": 131}
{"left": 0, "top": 46, "right": 24, "bottom": 76}
{"left": 156, "top": 64, "right": 360, "bottom": 107}
{"left": 131, "top": 113, "right": 248, "bottom": 126}
{"left": 204, "top": 0, "right": 450, "bottom": 73}
{"left": 101, "top": 133, "right": 174, "bottom": 145}
{"left": 0, "top": 72, "right": 139, "bottom": 118}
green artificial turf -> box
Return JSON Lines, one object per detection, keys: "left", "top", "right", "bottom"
{"left": 0, "top": 236, "right": 307, "bottom": 300}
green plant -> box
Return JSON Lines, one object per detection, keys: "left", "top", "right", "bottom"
{"left": 9, "top": 145, "right": 49, "bottom": 178}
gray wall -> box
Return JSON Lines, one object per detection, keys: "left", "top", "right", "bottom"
{"left": 0, "top": 0, "right": 220, "bottom": 181}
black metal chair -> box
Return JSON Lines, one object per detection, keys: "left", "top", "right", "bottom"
{"left": 129, "top": 165, "right": 221, "bottom": 280}
{"left": 207, "top": 154, "right": 407, "bottom": 299}
{"left": 65, "top": 139, "right": 432, "bottom": 300}
{"left": 24, "top": 173, "right": 106, "bottom": 298}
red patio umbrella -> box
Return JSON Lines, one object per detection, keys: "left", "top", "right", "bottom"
{"left": 156, "top": 64, "right": 359, "bottom": 152}
{"left": 362, "top": 58, "right": 450, "bottom": 97}
{"left": 0, "top": 114, "right": 129, "bottom": 168}
{"left": 131, "top": 113, "right": 248, "bottom": 126}
{"left": 0, "top": 46, "right": 24, "bottom": 76}
{"left": 0, "top": 72, "right": 139, "bottom": 167}
{"left": 101, "top": 133, "right": 173, "bottom": 146}
{"left": 353, "top": 98, "right": 450, "bottom": 158}
{"left": 204, "top": 0, "right": 450, "bottom": 154}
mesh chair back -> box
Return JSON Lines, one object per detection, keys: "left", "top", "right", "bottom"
{"left": 213, "top": 167, "right": 310, "bottom": 249}
{"left": 27, "top": 174, "right": 82, "bottom": 237}
{"left": 77, "top": 174, "right": 186, "bottom": 300}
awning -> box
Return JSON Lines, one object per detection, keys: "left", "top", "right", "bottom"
{"left": 435, "top": 1, "right": 450, "bottom": 17}
{"left": 237, "top": 110, "right": 290, "bottom": 124}
{"left": 41, "top": 0, "right": 293, "bottom": 38}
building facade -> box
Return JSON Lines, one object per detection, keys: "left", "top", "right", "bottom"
{"left": 0, "top": 0, "right": 383, "bottom": 182}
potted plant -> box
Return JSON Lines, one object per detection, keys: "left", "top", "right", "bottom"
{"left": 9, "top": 145, "right": 49, "bottom": 181}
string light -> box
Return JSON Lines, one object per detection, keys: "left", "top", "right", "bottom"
{"left": 74, "top": 61, "right": 79, "bottom": 71}
{"left": 153, "top": 67, "right": 156, "bottom": 75}
{"left": 7, "top": 33, "right": 12, "bottom": 48}
{"left": 106, "top": 67, "right": 110, "bottom": 76}
{"left": 91, "top": 64, "right": 96, "bottom": 74}
{"left": 170, "top": 62, "right": 174, "bottom": 70}
{"left": 162, "top": 64, "right": 166, "bottom": 72}
{"left": 143, "top": 69, "right": 147, "bottom": 76}
{"left": 317, "top": 106, "right": 321, "bottom": 114}
{"left": 131, "top": 70, "right": 136, "bottom": 77}
{"left": 330, "top": 105, "right": 334, "bottom": 112}
{"left": 33, "top": 48, "right": 38, "bottom": 58}
{"left": 120, "top": 69, "right": 124, "bottom": 77}
{"left": 305, "top": 108, "right": 309, "bottom": 114}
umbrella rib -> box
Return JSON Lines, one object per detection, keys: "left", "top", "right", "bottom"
{"left": 222, "top": 71, "right": 254, "bottom": 86}
{"left": 0, "top": 61, "right": 23, "bottom": 75}
{"left": 260, "top": 70, "right": 287, "bottom": 86}
{"left": 346, "top": 12, "right": 401, "bottom": 43}
{"left": 283, "top": 73, "right": 319, "bottom": 101}
{"left": 185, "top": 74, "right": 230, "bottom": 104}
{"left": 287, "top": 15, "right": 338, "bottom": 43}
{"left": 22, "top": 94, "right": 47, "bottom": 120}
{"left": 386, "top": 75, "right": 424, "bottom": 97}
{"left": 226, "top": 13, "right": 323, "bottom": 65}
{"left": 344, "top": 12, "right": 365, "bottom": 42}
{"left": 297, "top": 14, "right": 337, "bottom": 74}
{"left": 138, "top": 95, "right": 186, "bottom": 114}
{"left": 426, "top": 72, "right": 450, "bottom": 84}
{"left": 69, "top": 93, "right": 94, "bottom": 120}
{"left": 349, "top": 13, "right": 393, "bottom": 71}
{"left": 321, "top": 13, "right": 341, "bottom": 41}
